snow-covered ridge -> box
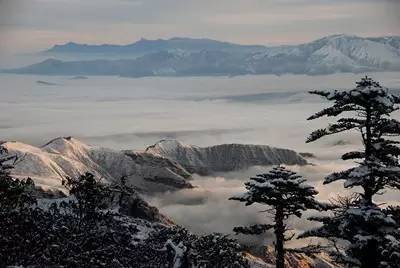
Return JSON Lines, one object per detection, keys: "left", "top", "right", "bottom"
{"left": 250, "top": 34, "right": 400, "bottom": 75}
{"left": 4, "top": 137, "right": 307, "bottom": 192}
{"left": 145, "top": 139, "right": 307, "bottom": 175}
{"left": 4, "top": 137, "right": 192, "bottom": 193}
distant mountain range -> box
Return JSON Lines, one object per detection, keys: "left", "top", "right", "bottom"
{"left": 44, "top": 37, "right": 266, "bottom": 55}
{"left": 5, "top": 34, "right": 400, "bottom": 76}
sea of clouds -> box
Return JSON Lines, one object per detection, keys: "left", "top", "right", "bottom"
{"left": 1, "top": 71, "right": 400, "bottom": 247}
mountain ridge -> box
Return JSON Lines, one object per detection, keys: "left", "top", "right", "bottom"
{"left": 4, "top": 137, "right": 193, "bottom": 193}
{"left": 3, "top": 137, "right": 307, "bottom": 192}
{"left": 7, "top": 34, "right": 400, "bottom": 76}
{"left": 45, "top": 36, "right": 266, "bottom": 55}
{"left": 44, "top": 34, "right": 400, "bottom": 55}
{"left": 145, "top": 139, "right": 307, "bottom": 175}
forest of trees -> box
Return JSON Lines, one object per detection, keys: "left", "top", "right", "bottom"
{"left": 0, "top": 77, "right": 399, "bottom": 267}
{"left": 0, "top": 145, "right": 248, "bottom": 267}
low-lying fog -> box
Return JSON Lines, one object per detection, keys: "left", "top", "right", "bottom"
{"left": 2, "top": 72, "right": 399, "bottom": 151}
{"left": 1, "top": 72, "right": 400, "bottom": 246}
{"left": 148, "top": 161, "right": 399, "bottom": 248}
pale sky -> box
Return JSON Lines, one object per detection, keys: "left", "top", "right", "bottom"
{"left": 0, "top": 0, "right": 400, "bottom": 54}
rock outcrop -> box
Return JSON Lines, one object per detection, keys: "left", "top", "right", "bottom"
{"left": 145, "top": 139, "right": 307, "bottom": 175}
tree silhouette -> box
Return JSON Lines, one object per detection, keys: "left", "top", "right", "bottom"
{"left": 230, "top": 166, "right": 326, "bottom": 268}
{"left": 302, "top": 77, "right": 400, "bottom": 267}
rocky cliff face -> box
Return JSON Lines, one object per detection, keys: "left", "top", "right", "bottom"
{"left": 4, "top": 137, "right": 192, "bottom": 194}
{"left": 145, "top": 139, "right": 307, "bottom": 175}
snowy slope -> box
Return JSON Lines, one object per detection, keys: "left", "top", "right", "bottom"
{"left": 308, "top": 35, "right": 400, "bottom": 71}
{"left": 4, "top": 137, "right": 192, "bottom": 193}
{"left": 145, "top": 139, "right": 307, "bottom": 175}
{"left": 248, "top": 34, "right": 400, "bottom": 75}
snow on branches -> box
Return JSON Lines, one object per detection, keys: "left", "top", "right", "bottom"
{"left": 307, "top": 76, "right": 400, "bottom": 203}
{"left": 304, "top": 77, "right": 400, "bottom": 267}
{"left": 230, "top": 166, "right": 327, "bottom": 217}
{"left": 230, "top": 166, "right": 326, "bottom": 268}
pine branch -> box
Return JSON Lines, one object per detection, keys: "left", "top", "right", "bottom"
{"left": 341, "top": 151, "right": 365, "bottom": 160}
{"left": 233, "top": 224, "right": 274, "bottom": 235}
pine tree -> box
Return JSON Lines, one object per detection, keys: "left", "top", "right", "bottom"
{"left": 0, "top": 143, "right": 36, "bottom": 212}
{"left": 380, "top": 206, "right": 400, "bottom": 267}
{"left": 230, "top": 166, "right": 325, "bottom": 268}
{"left": 302, "top": 77, "right": 400, "bottom": 267}
{"left": 62, "top": 172, "right": 112, "bottom": 226}
{"left": 109, "top": 175, "right": 136, "bottom": 209}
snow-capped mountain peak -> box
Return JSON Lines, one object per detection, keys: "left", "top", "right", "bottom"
{"left": 4, "top": 137, "right": 193, "bottom": 193}
{"left": 312, "top": 34, "right": 400, "bottom": 67}
{"left": 145, "top": 138, "right": 195, "bottom": 155}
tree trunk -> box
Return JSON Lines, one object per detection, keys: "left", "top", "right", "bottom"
{"left": 360, "top": 240, "right": 378, "bottom": 268}
{"left": 363, "top": 186, "right": 373, "bottom": 205}
{"left": 363, "top": 106, "right": 373, "bottom": 205}
{"left": 274, "top": 207, "right": 285, "bottom": 268}
{"left": 360, "top": 107, "right": 377, "bottom": 267}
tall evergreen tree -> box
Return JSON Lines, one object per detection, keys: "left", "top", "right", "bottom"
{"left": 230, "top": 166, "right": 325, "bottom": 268}
{"left": 0, "top": 143, "right": 36, "bottom": 212}
{"left": 301, "top": 77, "right": 400, "bottom": 267}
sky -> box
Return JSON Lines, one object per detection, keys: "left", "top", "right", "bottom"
{"left": 0, "top": 0, "right": 400, "bottom": 55}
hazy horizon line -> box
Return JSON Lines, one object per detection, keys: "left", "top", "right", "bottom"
{"left": 46, "top": 33, "right": 400, "bottom": 50}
